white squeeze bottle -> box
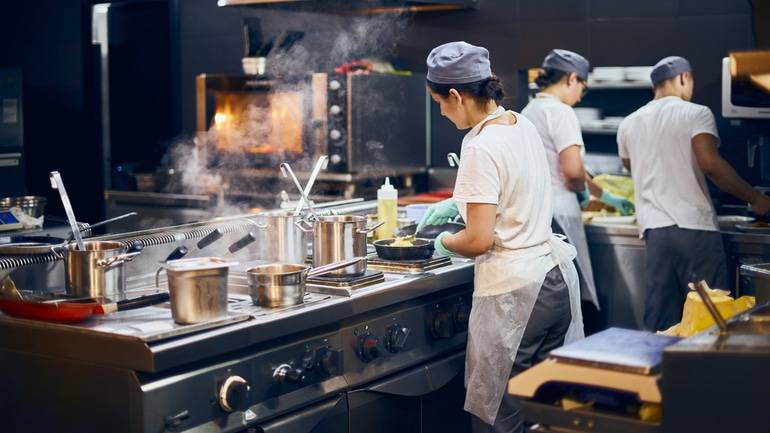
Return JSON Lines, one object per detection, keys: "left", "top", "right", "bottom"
{"left": 376, "top": 177, "right": 398, "bottom": 240}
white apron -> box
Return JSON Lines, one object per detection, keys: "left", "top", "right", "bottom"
{"left": 454, "top": 108, "right": 584, "bottom": 425}
{"left": 552, "top": 190, "right": 599, "bottom": 309}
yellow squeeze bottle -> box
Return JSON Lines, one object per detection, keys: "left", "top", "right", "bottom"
{"left": 376, "top": 177, "right": 398, "bottom": 240}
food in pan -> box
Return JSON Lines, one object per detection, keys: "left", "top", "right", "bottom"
{"left": 390, "top": 237, "right": 415, "bottom": 247}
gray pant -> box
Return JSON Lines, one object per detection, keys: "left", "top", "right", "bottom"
{"left": 644, "top": 226, "right": 728, "bottom": 332}
{"left": 471, "top": 265, "right": 573, "bottom": 433}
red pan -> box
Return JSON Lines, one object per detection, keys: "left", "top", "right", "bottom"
{"left": 0, "top": 292, "right": 169, "bottom": 323}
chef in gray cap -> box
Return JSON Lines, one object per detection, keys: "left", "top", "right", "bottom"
{"left": 418, "top": 41, "right": 584, "bottom": 433}
{"left": 618, "top": 55, "right": 770, "bottom": 332}
{"left": 523, "top": 49, "right": 634, "bottom": 324}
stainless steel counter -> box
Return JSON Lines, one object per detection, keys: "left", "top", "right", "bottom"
{"left": 585, "top": 222, "right": 770, "bottom": 329}
{"left": 0, "top": 258, "right": 474, "bottom": 373}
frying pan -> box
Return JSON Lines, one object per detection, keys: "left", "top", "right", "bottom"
{"left": 0, "top": 235, "right": 67, "bottom": 255}
{"left": 396, "top": 222, "right": 465, "bottom": 240}
{"left": 0, "top": 292, "right": 170, "bottom": 324}
{"left": 373, "top": 238, "right": 435, "bottom": 261}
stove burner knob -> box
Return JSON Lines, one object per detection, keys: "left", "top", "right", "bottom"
{"left": 316, "top": 346, "right": 343, "bottom": 376}
{"left": 329, "top": 104, "right": 342, "bottom": 116}
{"left": 356, "top": 333, "right": 380, "bottom": 362}
{"left": 329, "top": 129, "right": 342, "bottom": 140}
{"left": 330, "top": 154, "right": 343, "bottom": 165}
{"left": 454, "top": 304, "right": 471, "bottom": 331}
{"left": 273, "top": 364, "right": 306, "bottom": 386}
{"left": 329, "top": 79, "right": 342, "bottom": 91}
{"left": 218, "top": 375, "right": 250, "bottom": 412}
{"left": 430, "top": 311, "right": 455, "bottom": 339}
{"left": 385, "top": 324, "right": 411, "bottom": 353}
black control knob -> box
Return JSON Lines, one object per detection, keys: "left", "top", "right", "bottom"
{"left": 316, "top": 346, "right": 342, "bottom": 376}
{"left": 218, "top": 375, "right": 250, "bottom": 412}
{"left": 430, "top": 311, "right": 455, "bottom": 339}
{"left": 356, "top": 333, "right": 380, "bottom": 362}
{"left": 273, "top": 364, "right": 306, "bottom": 386}
{"left": 454, "top": 303, "right": 471, "bottom": 332}
{"left": 385, "top": 324, "right": 411, "bottom": 353}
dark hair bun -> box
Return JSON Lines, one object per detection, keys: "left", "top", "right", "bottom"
{"left": 534, "top": 68, "right": 569, "bottom": 89}
{"left": 482, "top": 75, "right": 505, "bottom": 104}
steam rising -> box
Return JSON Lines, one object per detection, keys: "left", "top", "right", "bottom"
{"left": 161, "top": 8, "right": 413, "bottom": 217}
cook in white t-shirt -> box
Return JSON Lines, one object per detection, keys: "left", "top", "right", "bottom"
{"left": 618, "top": 56, "right": 770, "bottom": 332}
{"left": 418, "top": 41, "right": 583, "bottom": 432}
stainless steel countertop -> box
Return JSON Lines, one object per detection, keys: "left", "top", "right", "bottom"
{"left": 585, "top": 222, "right": 770, "bottom": 245}
{"left": 0, "top": 258, "right": 474, "bottom": 373}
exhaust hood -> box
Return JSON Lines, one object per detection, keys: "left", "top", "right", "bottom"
{"left": 217, "top": 0, "right": 477, "bottom": 14}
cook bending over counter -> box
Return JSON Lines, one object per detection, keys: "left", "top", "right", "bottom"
{"left": 417, "top": 41, "right": 584, "bottom": 433}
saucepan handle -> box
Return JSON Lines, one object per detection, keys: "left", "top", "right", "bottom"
{"left": 96, "top": 252, "right": 141, "bottom": 269}
{"left": 357, "top": 221, "right": 384, "bottom": 235}
{"left": 307, "top": 257, "right": 367, "bottom": 278}
{"left": 294, "top": 219, "right": 315, "bottom": 233}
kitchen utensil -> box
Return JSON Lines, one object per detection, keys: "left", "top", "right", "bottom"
{"left": 67, "top": 212, "right": 138, "bottom": 241}
{"left": 396, "top": 221, "right": 465, "bottom": 240}
{"left": 63, "top": 240, "right": 142, "bottom": 301}
{"left": 280, "top": 162, "right": 319, "bottom": 220}
{"left": 311, "top": 215, "right": 383, "bottom": 276}
{"left": 373, "top": 238, "right": 435, "bottom": 261}
{"left": 254, "top": 210, "right": 309, "bottom": 264}
{"left": 717, "top": 215, "right": 755, "bottom": 230}
{"left": 0, "top": 235, "right": 67, "bottom": 255}
{"left": 294, "top": 155, "right": 329, "bottom": 216}
{"left": 447, "top": 152, "right": 460, "bottom": 168}
{"left": 49, "top": 171, "right": 85, "bottom": 251}
{"left": 247, "top": 257, "right": 365, "bottom": 308}
{"left": 161, "top": 257, "right": 236, "bottom": 325}
{"left": 226, "top": 232, "right": 257, "bottom": 255}
{"left": 0, "top": 292, "right": 169, "bottom": 324}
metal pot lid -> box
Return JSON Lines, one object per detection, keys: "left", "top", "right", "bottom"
{"left": 161, "top": 257, "right": 238, "bottom": 271}
{"left": 0, "top": 236, "right": 68, "bottom": 255}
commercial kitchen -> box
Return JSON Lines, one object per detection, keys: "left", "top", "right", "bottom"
{"left": 2, "top": 1, "right": 770, "bottom": 432}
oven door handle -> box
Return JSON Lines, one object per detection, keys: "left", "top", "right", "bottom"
{"left": 254, "top": 394, "right": 347, "bottom": 433}
{"left": 361, "top": 350, "right": 465, "bottom": 397}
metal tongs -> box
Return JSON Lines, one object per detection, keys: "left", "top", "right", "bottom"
{"left": 280, "top": 155, "right": 329, "bottom": 225}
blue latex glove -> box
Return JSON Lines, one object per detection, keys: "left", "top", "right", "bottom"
{"left": 600, "top": 190, "right": 635, "bottom": 215}
{"left": 434, "top": 231, "right": 454, "bottom": 257}
{"left": 416, "top": 199, "right": 459, "bottom": 233}
{"left": 576, "top": 185, "right": 590, "bottom": 209}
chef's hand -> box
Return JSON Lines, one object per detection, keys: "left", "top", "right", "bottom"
{"left": 749, "top": 194, "right": 770, "bottom": 216}
{"left": 600, "top": 190, "right": 635, "bottom": 216}
{"left": 416, "top": 199, "right": 459, "bottom": 233}
{"left": 434, "top": 231, "right": 454, "bottom": 257}
{"left": 576, "top": 185, "right": 590, "bottom": 209}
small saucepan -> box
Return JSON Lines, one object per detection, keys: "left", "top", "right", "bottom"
{"left": 373, "top": 238, "right": 435, "bottom": 261}
{"left": 247, "top": 257, "right": 365, "bottom": 308}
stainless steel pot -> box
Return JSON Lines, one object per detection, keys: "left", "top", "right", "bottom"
{"left": 161, "top": 257, "right": 236, "bottom": 325}
{"left": 254, "top": 210, "right": 309, "bottom": 264}
{"left": 247, "top": 257, "right": 365, "bottom": 307}
{"left": 311, "top": 215, "right": 382, "bottom": 276}
{"left": 63, "top": 240, "right": 140, "bottom": 301}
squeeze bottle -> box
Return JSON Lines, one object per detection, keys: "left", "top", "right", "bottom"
{"left": 376, "top": 177, "right": 398, "bottom": 240}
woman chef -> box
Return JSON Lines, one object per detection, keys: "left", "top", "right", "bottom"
{"left": 417, "top": 41, "right": 584, "bottom": 433}
{"left": 521, "top": 49, "right": 634, "bottom": 316}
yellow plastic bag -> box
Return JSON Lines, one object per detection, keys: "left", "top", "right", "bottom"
{"left": 664, "top": 282, "right": 756, "bottom": 337}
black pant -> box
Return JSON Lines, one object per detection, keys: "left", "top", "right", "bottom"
{"left": 644, "top": 226, "right": 728, "bottom": 332}
{"left": 471, "top": 266, "right": 573, "bottom": 433}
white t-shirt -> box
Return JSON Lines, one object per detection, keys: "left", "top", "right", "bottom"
{"left": 453, "top": 107, "right": 553, "bottom": 251}
{"left": 617, "top": 96, "right": 720, "bottom": 235}
{"left": 521, "top": 93, "right": 584, "bottom": 196}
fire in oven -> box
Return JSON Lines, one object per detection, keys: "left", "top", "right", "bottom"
{"left": 196, "top": 72, "right": 428, "bottom": 174}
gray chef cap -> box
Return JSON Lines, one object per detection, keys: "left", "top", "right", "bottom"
{"left": 426, "top": 41, "right": 492, "bottom": 84}
{"left": 651, "top": 56, "right": 692, "bottom": 85}
{"left": 542, "top": 49, "right": 591, "bottom": 81}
